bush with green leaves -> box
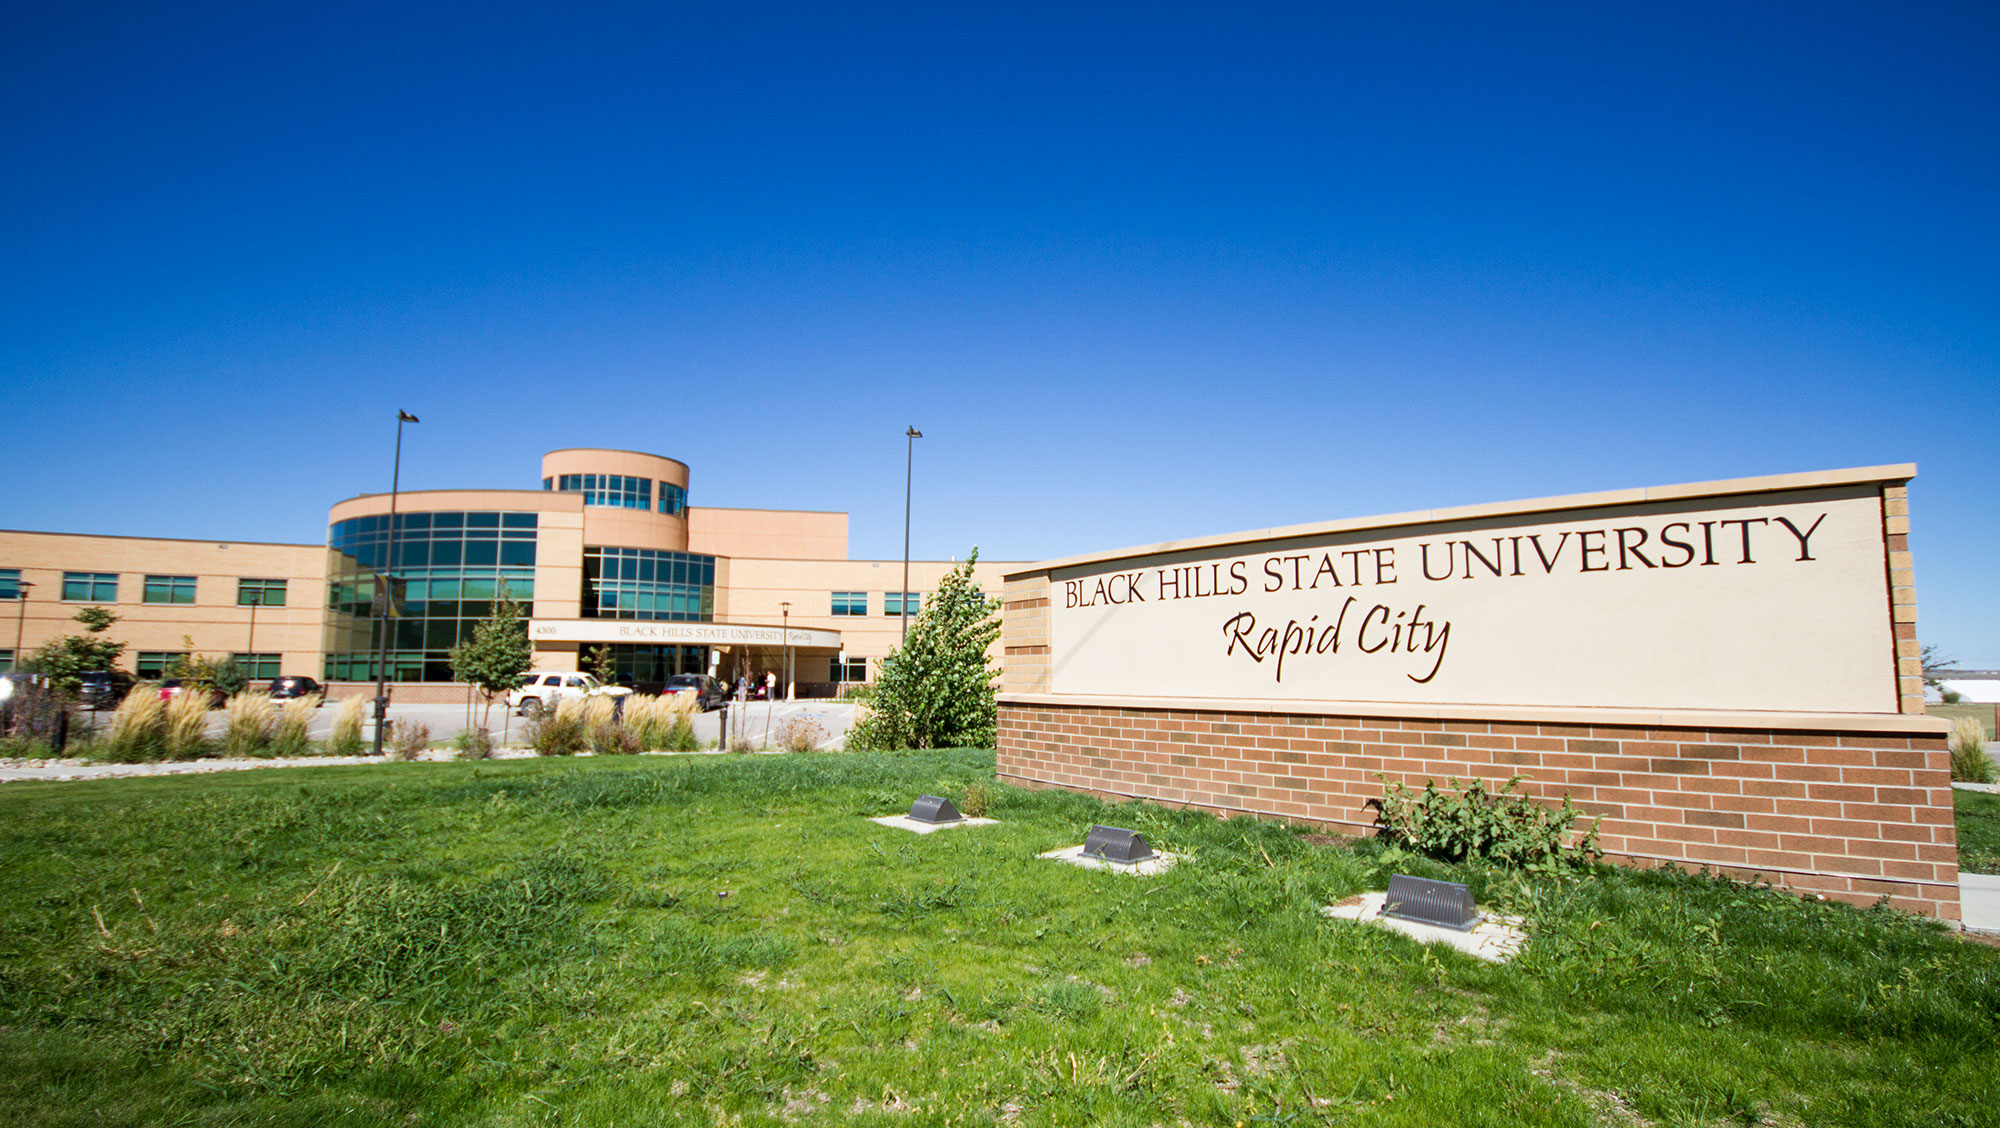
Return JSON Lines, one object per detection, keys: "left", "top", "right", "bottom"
{"left": 22, "top": 607, "right": 125, "bottom": 698}
{"left": 847, "top": 550, "right": 1001, "bottom": 751}
{"left": 453, "top": 726, "right": 495, "bottom": 760}
{"left": 1371, "top": 773, "right": 1600, "bottom": 872}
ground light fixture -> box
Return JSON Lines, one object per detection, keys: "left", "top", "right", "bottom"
{"left": 1082, "top": 825, "right": 1154, "bottom": 865}
{"left": 1380, "top": 874, "right": 1482, "bottom": 931}
{"left": 907, "top": 795, "right": 963, "bottom": 824}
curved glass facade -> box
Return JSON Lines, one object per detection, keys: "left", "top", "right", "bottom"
{"left": 582, "top": 546, "right": 715, "bottom": 620}
{"left": 322, "top": 512, "right": 537, "bottom": 682}
{"left": 545, "top": 473, "right": 687, "bottom": 515}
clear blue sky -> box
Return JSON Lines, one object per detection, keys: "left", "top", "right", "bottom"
{"left": 4, "top": 3, "right": 1996, "bottom": 664}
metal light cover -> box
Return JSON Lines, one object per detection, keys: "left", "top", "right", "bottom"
{"left": 1380, "top": 874, "right": 1483, "bottom": 931}
{"left": 908, "top": 795, "right": 963, "bottom": 824}
{"left": 1082, "top": 825, "right": 1154, "bottom": 865}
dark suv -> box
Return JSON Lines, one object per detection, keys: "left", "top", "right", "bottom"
{"left": 267, "top": 676, "right": 324, "bottom": 703}
{"left": 662, "top": 674, "right": 727, "bottom": 711}
{"left": 76, "top": 670, "right": 138, "bottom": 709}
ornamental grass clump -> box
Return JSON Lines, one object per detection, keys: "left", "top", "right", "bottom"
{"left": 1949, "top": 716, "right": 1993, "bottom": 783}
{"left": 584, "top": 696, "right": 640, "bottom": 755}
{"left": 529, "top": 698, "right": 588, "bottom": 756}
{"left": 221, "top": 692, "right": 277, "bottom": 758}
{"left": 163, "top": 690, "right": 214, "bottom": 761}
{"left": 327, "top": 696, "right": 368, "bottom": 756}
{"left": 102, "top": 691, "right": 167, "bottom": 762}
{"left": 269, "top": 695, "right": 319, "bottom": 757}
{"left": 1371, "top": 773, "right": 1600, "bottom": 873}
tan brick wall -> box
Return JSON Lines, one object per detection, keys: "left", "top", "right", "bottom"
{"left": 1001, "top": 574, "right": 1051, "bottom": 694}
{"left": 997, "top": 701, "right": 1961, "bottom": 920}
{"left": 1883, "top": 482, "right": 1926, "bottom": 714}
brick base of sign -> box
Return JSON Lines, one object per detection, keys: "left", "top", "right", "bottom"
{"left": 997, "top": 701, "right": 1962, "bottom": 921}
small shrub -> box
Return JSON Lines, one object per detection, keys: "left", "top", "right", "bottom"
{"left": 163, "top": 691, "right": 214, "bottom": 761}
{"left": 773, "top": 713, "right": 828, "bottom": 753}
{"left": 102, "top": 692, "right": 166, "bottom": 762}
{"left": 1371, "top": 774, "right": 1599, "bottom": 872}
{"left": 960, "top": 782, "right": 991, "bottom": 818}
{"left": 583, "top": 696, "right": 642, "bottom": 755}
{"left": 221, "top": 693, "right": 277, "bottom": 758}
{"left": 269, "top": 695, "right": 319, "bottom": 757}
{"left": 529, "top": 699, "right": 588, "bottom": 756}
{"left": 661, "top": 715, "right": 698, "bottom": 752}
{"left": 328, "top": 696, "right": 369, "bottom": 756}
{"left": 390, "top": 720, "right": 432, "bottom": 762}
{"left": 1949, "top": 716, "right": 1992, "bottom": 784}
{"left": 454, "top": 726, "right": 494, "bottom": 760}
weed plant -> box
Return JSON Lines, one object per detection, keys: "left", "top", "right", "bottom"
{"left": 327, "top": 696, "right": 368, "bottom": 756}
{"left": 390, "top": 720, "right": 432, "bottom": 761}
{"left": 529, "top": 698, "right": 588, "bottom": 756}
{"left": 161, "top": 690, "right": 213, "bottom": 760}
{"left": 269, "top": 696, "right": 318, "bottom": 757}
{"left": 772, "top": 713, "right": 828, "bottom": 753}
{"left": 221, "top": 693, "right": 277, "bottom": 758}
{"left": 1373, "top": 773, "right": 1599, "bottom": 871}
{"left": 0, "top": 751, "right": 1992, "bottom": 1127}
{"left": 1949, "top": 716, "right": 1992, "bottom": 783}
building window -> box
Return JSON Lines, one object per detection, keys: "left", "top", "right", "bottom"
{"left": 238, "top": 578, "right": 287, "bottom": 607}
{"left": 884, "top": 592, "right": 921, "bottom": 617}
{"left": 581, "top": 546, "right": 716, "bottom": 621}
{"left": 0, "top": 569, "right": 19, "bottom": 600}
{"left": 322, "top": 511, "right": 539, "bottom": 682}
{"left": 136, "top": 651, "right": 187, "bottom": 679}
{"left": 553, "top": 473, "right": 653, "bottom": 510}
{"left": 658, "top": 482, "right": 687, "bottom": 516}
{"left": 831, "top": 656, "right": 866, "bottom": 681}
{"left": 831, "top": 591, "right": 868, "bottom": 616}
{"left": 0, "top": 649, "right": 12, "bottom": 673}
{"left": 143, "top": 575, "right": 198, "bottom": 604}
{"left": 62, "top": 572, "right": 118, "bottom": 602}
{"left": 232, "top": 652, "right": 281, "bottom": 681}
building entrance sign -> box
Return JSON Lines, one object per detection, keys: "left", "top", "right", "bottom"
{"left": 529, "top": 619, "right": 841, "bottom": 649}
{"left": 1049, "top": 482, "right": 1895, "bottom": 714}
{"left": 1001, "top": 467, "right": 1960, "bottom": 921}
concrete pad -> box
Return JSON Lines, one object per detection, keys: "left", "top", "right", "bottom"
{"left": 1038, "top": 844, "right": 1179, "bottom": 875}
{"left": 1321, "top": 892, "right": 1527, "bottom": 963}
{"left": 1959, "top": 872, "right": 2000, "bottom": 933}
{"left": 1953, "top": 781, "right": 2000, "bottom": 794}
{"left": 869, "top": 814, "right": 998, "bottom": 835}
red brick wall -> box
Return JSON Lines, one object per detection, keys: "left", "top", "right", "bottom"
{"left": 998, "top": 701, "right": 1961, "bottom": 920}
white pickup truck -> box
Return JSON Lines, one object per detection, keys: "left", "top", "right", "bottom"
{"left": 507, "top": 671, "right": 632, "bottom": 717}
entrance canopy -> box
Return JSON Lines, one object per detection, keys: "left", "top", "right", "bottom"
{"left": 528, "top": 619, "right": 842, "bottom": 649}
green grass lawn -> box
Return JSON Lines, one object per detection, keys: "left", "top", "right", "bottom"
{"left": 1955, "top": 788, "right": 2000, "bottom": 874}
{"left": 2, "top": 751, "right": 1997, "bottom": 1127}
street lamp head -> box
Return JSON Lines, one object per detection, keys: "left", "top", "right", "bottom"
{"left": 398, "top": 410, "right": 420, "bottom": 423}
{"left": 906, "top": 426, "right": 922, "bottom": 439}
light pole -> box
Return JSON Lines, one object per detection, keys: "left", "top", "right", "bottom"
{"left": 902, "top": 425, "right": 921, "bottom": 644}
{"left": 372, "top": 410, "right": 419, "bottom": 756}
{"left": 244, "top": 590, "right": 262, "bottom": 687}
{"left": 11, "top": 580, "right": 32, "bottom": 670}
{"left": 780, "top": 601, "right": 791, "bottom": 701}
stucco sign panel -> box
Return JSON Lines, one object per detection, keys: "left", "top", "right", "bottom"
{"left": 1048, "top": 484, "right": 1897, "bottom": 714}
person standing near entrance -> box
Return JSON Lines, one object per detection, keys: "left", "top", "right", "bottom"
{"left": 765, "top": 670, "right": 777, "bottom": 701}
{"left": 735, "top": 674, "right": 748, "bottom": 702}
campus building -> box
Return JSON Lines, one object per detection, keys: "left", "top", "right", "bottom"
{"left": 1, "top": 448, "right": 1017, "bottom": 699}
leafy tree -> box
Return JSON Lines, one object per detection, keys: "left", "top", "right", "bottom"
{"left": 586, "top": 644, "right": 616, "bottom": 681}
{"left": 849, "top": 549, "right": 1001, "bottom": 750}
{"left": 450, "top": 585, "right": 534, "bottom": 731}
{"left": 165, "top": 636, "right": 247, "bottom": 696}
{"left": 24, "top": 607, "right": 127, "bottom": 697}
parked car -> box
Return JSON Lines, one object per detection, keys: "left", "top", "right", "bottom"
{"left": 158, "top": 679, "right": 227, "bottom": 708}
{"left": 662, "top": 673, "right": 727, "bottom": 711}
{"left": 507, "top": 671, "right": 632, "bottom": 717}
{"left": 76, "top": 669, "right": 138, "bottom": 709}
{"left": 267, "top": 676, "right": 324, "bottom": 703}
